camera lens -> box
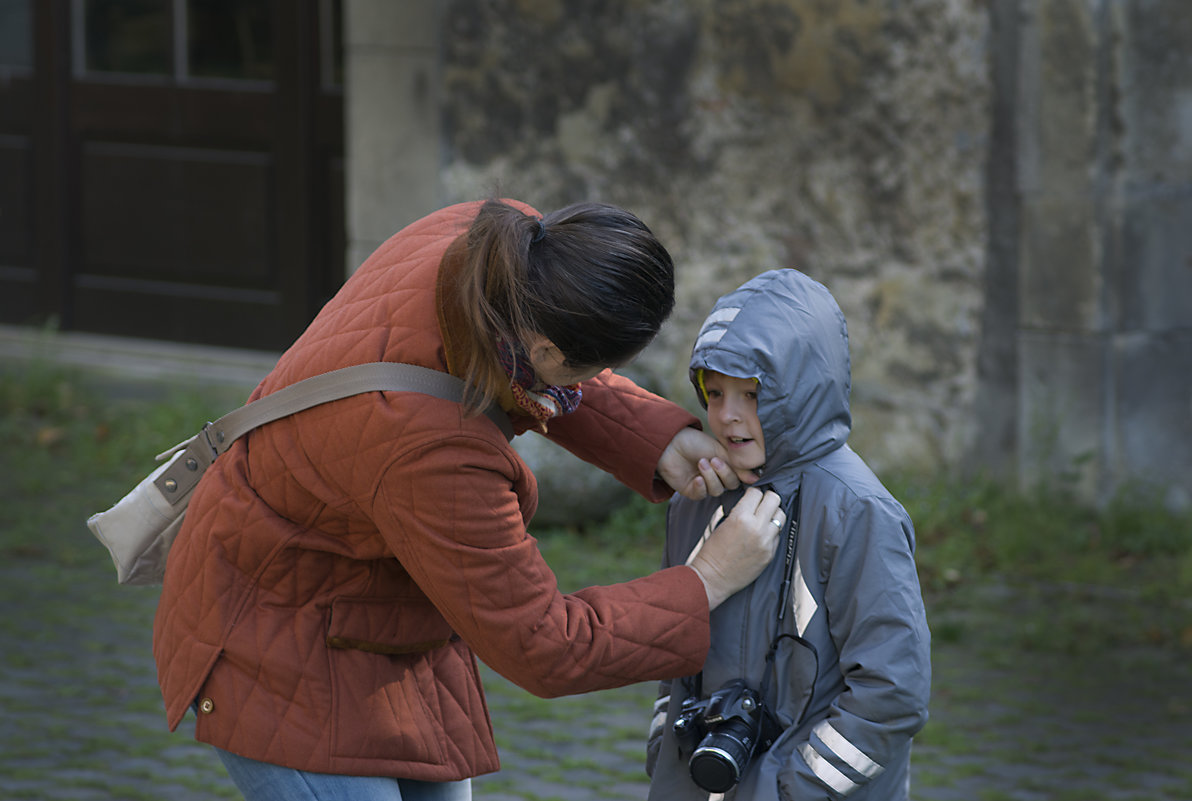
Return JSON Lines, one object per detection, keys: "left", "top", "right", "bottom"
{"left": 689, "top": 719, "right": 756, "bottom": 793}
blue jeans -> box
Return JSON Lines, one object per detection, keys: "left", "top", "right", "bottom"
{"left": 215, "top": 747, "right": 473, "bottom": 801}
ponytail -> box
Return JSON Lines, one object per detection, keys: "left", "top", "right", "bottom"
{"left": 452, "top": 199, "right": 675, "bottom": 414}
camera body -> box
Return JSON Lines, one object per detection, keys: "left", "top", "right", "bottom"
{"left": 672, "top": 679, "right": 783, "bottom": 793}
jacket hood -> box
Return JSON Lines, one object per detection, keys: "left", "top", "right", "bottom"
{"left": 689, "top": 269, "right": 851, "bottom": 476}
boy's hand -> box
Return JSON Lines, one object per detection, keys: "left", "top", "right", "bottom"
{"left": 658, "top": 427, "right": 752, "bottom": 499}
{"left": 688, "top": 488, "right": 784, "bottom": 610}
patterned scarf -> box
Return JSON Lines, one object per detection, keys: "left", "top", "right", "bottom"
{"left": 497, "top": 339, "right": 583, "bottom": 424}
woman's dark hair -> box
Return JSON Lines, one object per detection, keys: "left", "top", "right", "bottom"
{"left": 454, "top": 199, "right": 675, "bottom": 412}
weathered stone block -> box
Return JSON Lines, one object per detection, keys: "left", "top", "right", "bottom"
{"left": 1115, "top": 330, "right": 1192, "bottom": 508}
{"left": 1121, "top": 0, "right": 1192, "bottom": 177}
{"left": 346, "top": 47, "right": 443, "bottom": 249}
{"left": 1120, "top": 185, "right": 1192, "bottom": 332}
{"left": 1017, "top": 330, "right": 1105, "bottom": 498}
{"left": 345, "top": 0, "right": 441, "bottom": 49}
{"left": 1018, "top": 193, "right": 1102, "bottom": 332}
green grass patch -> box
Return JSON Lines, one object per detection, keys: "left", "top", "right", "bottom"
{"left": 0, "top": 362, "right": 240, "bottom": 566}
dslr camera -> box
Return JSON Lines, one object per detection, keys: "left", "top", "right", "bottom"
{"left": 672, "top": 679, "right": 782, "bottom": 793}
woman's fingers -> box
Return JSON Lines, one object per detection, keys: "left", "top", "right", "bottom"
{"left": 688, "top": 488, "right": 785, "bottom": 610}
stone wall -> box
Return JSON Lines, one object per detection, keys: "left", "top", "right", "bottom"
{"left": 980, "top": 0, "right": 1192, "bottom": 507}
{"left": 439, "top": 0, "right": 991, "bottom": 476}
{"left": 344, "top": 0, "right": 1192, "bottom": 516}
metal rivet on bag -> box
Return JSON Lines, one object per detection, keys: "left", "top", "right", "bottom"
{"left": 185, "top": 458, "right": 198, "bottom": 471}
{"left": 199, "top": 698, "right": 215, "bottom": 714}
{"left": 164, "top": 478, "right": 178, "bottom": 493}
{"left": 216, "top": 430, "right": 226, "bottom": 443}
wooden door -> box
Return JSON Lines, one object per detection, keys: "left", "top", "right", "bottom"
{"left": 0, "top": 0, "right": 344, "bottom": 351}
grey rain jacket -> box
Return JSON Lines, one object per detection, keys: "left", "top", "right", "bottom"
{"left": 646, "top": 269, "right": 931, "bottom": 800}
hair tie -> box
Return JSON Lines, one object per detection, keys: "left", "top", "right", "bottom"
{"left": 532, "top": 218, "right": 547, "bottom": 244}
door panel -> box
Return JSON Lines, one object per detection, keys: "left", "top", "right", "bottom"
{"left": 0, "top": 0, "right": 36, "bottom": 323}
{"left": 0, "top": 133, "right": 36, "bottom": 323}
{"left": 0, "top": 0, "right": 344, "bottom": 351}
{"left": 0, "top": 136, "right": 33, "bottom": 268}
{"left": 80, "top": 142, "right": 274, "bottom": 284}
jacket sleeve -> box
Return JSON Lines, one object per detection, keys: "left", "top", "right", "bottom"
{"left": 777, "top": 496, "right": 931, "bottom": 799}
{"left": 543, "top": 369, "right": 701, "bottom": 501}
{"left": 369, "top": 429, "right": 710, "bottom": 698}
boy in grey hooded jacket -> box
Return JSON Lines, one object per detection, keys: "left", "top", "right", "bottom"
{"left": 646, "top": 269, "right": 931, "bottom": 800}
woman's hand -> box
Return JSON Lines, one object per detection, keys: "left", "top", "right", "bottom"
{"left": 657, "top": 427, "right": 752, "bottom": 500}
{"left": 688, "top": 488, "right": 784, "bottom": 610}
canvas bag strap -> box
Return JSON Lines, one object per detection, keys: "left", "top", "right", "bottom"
{"left": 156, "top": 362, "right": 512, "bottom": 466}
{"left": 151, "top": 362, "right": 513, "bottom": 508}
{"left": 212, "top": 361, "right": 512, "bottom": 451}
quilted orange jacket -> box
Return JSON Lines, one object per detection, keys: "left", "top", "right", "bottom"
{"left": 152, "top": 200, "right": 711, "bottom": 780}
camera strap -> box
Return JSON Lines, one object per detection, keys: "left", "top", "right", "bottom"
{"left": 680, "top": 488, "right": 803, "bottom": 704}
{"left": 773, "top": 490, "right": 802, "bottom": 627}
{"left": 761, "top": 489, "right": 801, "bottom": 701}
{"left": 762, "top": 489, "right": 822, "bottom": 727}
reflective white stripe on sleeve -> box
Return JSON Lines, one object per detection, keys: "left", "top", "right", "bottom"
{"left": 814, "top": 720, "right": 884, "bottom": 778}
{"left": 799, "top": 742, "right": 858, "bottom": 795}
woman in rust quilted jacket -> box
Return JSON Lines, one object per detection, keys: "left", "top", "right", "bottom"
{"left": 153, "top": 198, "right": 785, "bottom": 801}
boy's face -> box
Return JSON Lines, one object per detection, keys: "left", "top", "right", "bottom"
{"left": 703, "top": 371, "right": 766, "bottom": 483}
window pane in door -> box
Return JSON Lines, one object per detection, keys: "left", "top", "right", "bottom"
{"left": 83, "top": 0, "right": 172, "bottom": 75}
{"left": 187, "top": 0, "right": 273, "bottom": 81}
{"left": 0, "top": 0, "right": 32, "bottom": 69}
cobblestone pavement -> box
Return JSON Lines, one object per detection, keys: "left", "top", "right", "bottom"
{"left": 2, "top": 551, "right": 1190, "bottom": 800}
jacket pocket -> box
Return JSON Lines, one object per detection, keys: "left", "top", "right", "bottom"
{"left": 327, "top": 642, "right": 451, "bottom": 766}
{"left": 325, "top": 594, "right": 455, "bottom": 655}
{"left": 325, "top": 596, "right": 457, "bottom": 767}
